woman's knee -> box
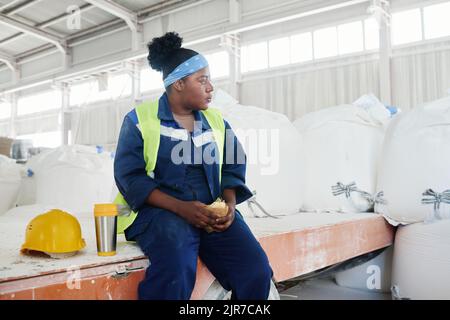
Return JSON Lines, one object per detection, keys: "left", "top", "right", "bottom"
{"left": 245, "top": 247, "right": 273, "bottom": 283}
{"left": 250, "top": 258, "right": 273, "bottom": 283}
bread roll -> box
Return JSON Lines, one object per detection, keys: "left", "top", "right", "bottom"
{"left": 204, "top": 200, "right": 229, "bottom": 233}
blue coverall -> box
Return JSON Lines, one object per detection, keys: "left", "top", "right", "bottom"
{"left": 114, "top": 93, "right": 273, "bottom": 300}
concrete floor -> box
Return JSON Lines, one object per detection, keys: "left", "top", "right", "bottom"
{"left": 279, "top": 277, "right": 392, "bottom": 300}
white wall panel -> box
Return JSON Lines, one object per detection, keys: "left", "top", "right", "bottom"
{"left": 72, "top": 29, "right": 132, "bottom": 65}
{"left": 391, "top": 42, "right": 450, "bottom": 110}
{"left": 142, "top": 19, "right": 164, "bottom": 44}
{"left": 0, "top": 68, "right": 12, "bottom": 83}
{"left": 20, "top": 52, "right": 62, "bottom": 80}
{"left": 14, "top": 113, "right": 59, "bottom": 135}
{"left": 168, "top": 0, "right": 228, "bottom": 33}
{"left": 240, "top": 58, "right": 380, "bottom": 120}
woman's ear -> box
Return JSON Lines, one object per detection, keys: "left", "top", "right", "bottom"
{"left": 172, "top": 79, "right": 185, "bottom": 92}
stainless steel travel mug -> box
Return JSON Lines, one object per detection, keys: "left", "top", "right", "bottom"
{"left": 94, "top": 204, "right": 118, "bottom": 256}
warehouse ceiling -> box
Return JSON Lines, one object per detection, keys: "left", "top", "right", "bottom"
{"left": 0, "top": 0, "right": 201, "bottom": 64}
{"left": 0, "top": 0, "right": 436, "bottom": 92}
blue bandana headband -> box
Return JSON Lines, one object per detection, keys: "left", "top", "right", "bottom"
{"left": 163, "top": 54, "right": 209, "bottom": 88}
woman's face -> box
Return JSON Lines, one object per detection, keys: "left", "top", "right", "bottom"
{"left": 181, "top": 67, "right": 214, "bottom": 110}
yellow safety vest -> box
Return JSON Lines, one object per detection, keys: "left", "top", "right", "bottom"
{"left": 114, "top": 100, "right": 225, "bottom": 234}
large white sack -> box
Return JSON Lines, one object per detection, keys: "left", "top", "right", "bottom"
{"left": 294, "top": 94, "right": 391, "bottom": 213}
{"left": 375, "top": 96, "right": 450, "bottom": 225}
{"left": 0, "top": 154, "right": 14, "bottom": 163}
{"left": 15, "top": 165, "right": 36, "bottom": 206}
{"left": 334, "top": 246, "right": 393, "bottom": 293}
{"left": 212, "top": 89, "right": 302, "bottom": 217}
{"left": 0, "top": 155, "right": 21, "bottom": 215}
{"left": 2, "top": 204, "right": 72, "bottom": 220}
{"left": 25, "top": 145, "right": 115, "bottom": 216}
{"left": 391, "top": 220, "right": 450, "bottom": 300}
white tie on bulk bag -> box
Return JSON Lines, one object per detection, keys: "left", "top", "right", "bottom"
{"left": 294, "top": 94, "right": 391, "bottom": 213}
{"left": 375, "top": 96, "right": 450, "bottom": 225}
{"left": 212, "top": 89, "right": 302, "bottom": 217}
{"left": 391, "top": 220, "right": 450, "bottom": 300}
{"left": 26, "top": 145, "right": 115, "bottom": 216}
{"left": 334, "top": 246, "right": 393, "bottom": 293}
{"left": 0, "top": 155, "right": 22, "bottom": 215}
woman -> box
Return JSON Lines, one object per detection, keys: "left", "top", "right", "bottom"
{"left": 114, "top": 32, "right": 273, "bottom": 300}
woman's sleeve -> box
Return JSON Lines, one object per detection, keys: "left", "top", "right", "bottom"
{"left": 221, "top": 120, "right": 254, "bottom": 204}
{"left": 114, "top": 114, "right": 159, "bottom": 212}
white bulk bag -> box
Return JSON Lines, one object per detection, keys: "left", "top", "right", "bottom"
{"left": 212, "top": 89, "right": 302, "bottom": 217}
{"left": 0, "top": 155, "right": 21, "bottom": 215}
{"left": 26, "top": 145, "right": 115, "bottom": 216}
{"left": 0, "top": 154, "right": 14, "bottom": 163}
{"left": 294, "top": 94, "right": 391, "bottom": 213}
{"left": 391, "top": 220, "right": 450, "bottom": 299}
{"left": 375, "top": 96, "right": 450, "bottom": 225}
{"left": 16, "top": 166, "right": 37, "bottom": 206}
{"left": 335, "top": 246, "right": 393, "bottom": 293}
{"left": 2, "top": 204, "right": 67, "bottom": 220}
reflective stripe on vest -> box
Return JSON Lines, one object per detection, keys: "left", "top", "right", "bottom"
{"left": 114, "top": 100, "right": 225, "bottom": 234}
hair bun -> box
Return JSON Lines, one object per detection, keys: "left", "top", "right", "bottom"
{"left": 147, "top": 32, "right": 183, "bottom": 72}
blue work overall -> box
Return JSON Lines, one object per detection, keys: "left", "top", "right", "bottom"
{"left": 114, "top": 93, "right": 273, "bottom": 300}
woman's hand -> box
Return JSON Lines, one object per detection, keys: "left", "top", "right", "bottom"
{"left": 210, "top": 202, "right": 235, "bottom": 232}
{"left": 176, "top": 200, "right": 218, "bottom": 229}
{"left": 209, "top": 188, "right": 237, "bottom": 232}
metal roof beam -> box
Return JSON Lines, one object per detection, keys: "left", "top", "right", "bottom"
{"left": 0, "top": 50, "right": 16, "bottom": 72}
{"left": 84, "top": 0, "right": 141, "bottom": 50}
{"left": 0, "top": 0, "right": 23, "bottom": 12}
{"left": 85, "top": 0, "right": 138, "bottom": 31}
{"left": 2, "top": 0, "right": 43, "bottom": 15}
{"left": 0, "top": 13, "right": 67, "bottom": 53}
{"left": 0, "top": 4, "right": 93, "bottom": 46}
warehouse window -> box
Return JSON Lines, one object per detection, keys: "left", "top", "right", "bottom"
{"left": 423, "top": 1, "right": 450, "bottom": 40}
{"left": 205, "top": 51, "right": 229, "bottom": 78}
{"left": 70, "top": 80, "right": 99, "bottom": 106}
{"left": 338, "top": 21, "right": 364, "bottom": 55}
{"left": 140, "top": 68, "right": 163, "bottom": 92}
{"left": 268, "top": 37, "right": 290, "bottom": 67}
{"left": 0, "top": 102, "right": 11, "bottom": 120}
{"left": 391, "top": 9, "right": 422, "bottom": 45}
{"left": 91, "top": 73, "right": 132, "bottom": 101}
{"left": 364, "top": 18, "right": 380, "bottom": 50}
{"left": 18, "top": 90, "right": 61, "bottom": 116}
{"left": 290, "top": 32, "right": 313, "bottom": 63}
{"left": 313, "top": 26, "right": 338, "bottom": 59}
{"left": 108, "top": 73, "right": 132, "bottom": 99}
{"left": 69, "top": 74, "right": 131, "bottom": 106}
{"left": 17, "top": 131, "right": 61, "bottom": 148}
{"left": 241, "top": 41, "right": 268, "bottom": 73}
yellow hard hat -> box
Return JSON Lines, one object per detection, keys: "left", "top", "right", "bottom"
{"left": 21, "top": 209, "right": 86, "bottom": 254}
